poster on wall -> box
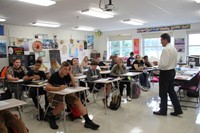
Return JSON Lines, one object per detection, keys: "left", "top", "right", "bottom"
{"left": 16, "top": 38, "right": 32, "bottom": 51}
{"left": 69, "top": 43, "right": 79, "bottom": 58}
{"left": 8, "top": 46, "right": 24, "bottom": 55}
{"left": 39, "top": 51, "right": 46, "bottom": 57}
{"left": 134, "top": 39, "right": 139, "bottom": 54}
{"left": 0, "top": 25, "right": 4, "bottom": 35}
{"left": 0, "top": 40, "right": 7, "bottom": 58}
{"left": 9, "top": 38, "right": 32, "bottom": 51}
{"left": 87, "top": 35, "right": 94, "bottom": 49}
{"left": 42, "top": 39, "right": 54, "bottom": 49}
{"left": 175, "top": 38, "right": 185, "bottom": 52}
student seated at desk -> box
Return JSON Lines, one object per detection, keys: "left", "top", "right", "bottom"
{"left": 81, "top": 56, "right": 89, "bottom": 69}
{"left": 45, "top": 61, "right": 100, "bottom": 130}
{"left": 143, "top": 55, "right": 152, "bottom": 67}
{"left": 50, "top": 58, "right": 60, "bottom": 74}
{"left": 6, "top": 58, "right": 28, "bottom": 99}
{"left": 24, "top": 60, "right": 49, "bottom": 120}
{"left": 37, "top": 57, "right": 48, "bottom": 72}
{"left": 0, "top": 110, "right": 28, "bottom": 133}
{"left": 86, "top": 61, "right": 111, "bottom": 105}
{"left": 132, "top": 55, "right": 150, "bottom": 91}
{"left": 110, "top": 58, "right": 131, "bottom": 101}
{"left": 71, "top": 58, "right": 82, "bottom": 76}
{"left": 127, "top": 52, "right": 135, "bottom": 67}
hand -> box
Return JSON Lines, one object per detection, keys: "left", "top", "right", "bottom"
{"left": 59, "top": 85, "right": 66, "bottom": 90}
{"left": 33, "top": 75, "right": 40, "bottom": 80}
{"left": 14, "top": 78, "right": 19, "bottom": 81}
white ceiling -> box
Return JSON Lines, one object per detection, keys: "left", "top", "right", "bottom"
{"left": 0, "top": 0, "right": 200, "bottom": 31}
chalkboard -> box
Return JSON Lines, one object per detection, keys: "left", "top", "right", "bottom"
{"left": 49, "top": 50, "right": 61, "bottom": 64}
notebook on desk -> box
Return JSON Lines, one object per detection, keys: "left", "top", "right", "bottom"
{"left": 31, "top": 80, "right": 47, "bottom": 85}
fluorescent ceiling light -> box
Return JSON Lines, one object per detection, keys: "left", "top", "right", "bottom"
{"left": 80, "top": 9, "right": 114, "bottom": 19}
{"left": 122, "top": 19, "right": 144, "bottom": 25}
{"left": 18, "top": 0, "right": 56, "bottom": 6}
{"left": 0, "top": 18, "right": 6, "bottom": 22}
{"left": 73, "top": 26, "right": 95, "bottom": 31}
{"left": 32, "top": 22, "right": 60, "bottom": 28}
{"left": 195, "top": 0, "right": 200, "bottom": 3}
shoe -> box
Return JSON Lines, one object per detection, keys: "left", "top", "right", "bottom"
{"left": 47, "top": 114, "right": 59, "bottom": 129}
{"left": 127, "top": 96, "right": 132, "bottom": 101}
{"left": 141, "top": 87, "right": 148, "bottom": 91}
{"left": 170, "top": 111, "right": 183, "bottom": 116}
{"left": 84, "top": 121, "right": 100, "bottom": 130}
{"left": 153, "top": 111, "right": 167, "bottom": 116}
{"left": 86, "top": 99, "right": 90, "bottom": 103}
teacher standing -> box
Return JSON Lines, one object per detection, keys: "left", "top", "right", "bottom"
{"left": 153, "top": 33, "right": 183, "bottom": 116}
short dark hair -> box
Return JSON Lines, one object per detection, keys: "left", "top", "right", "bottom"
{"left": 130, "top": 52, "right": 134, "bottom": 56}
{"left": 12, "top": 58, "right": 21, "bottom": 63}
{"left": 61, "top": 61, "right": 70, "bottom": 67}
{"left": 143, "top": 55, "right": 148, "bottom": 59}
{"left": 71, "top": 58, "right": 78, "bottom": 65}
{"left": 135, "top": 55, "right": 141, "bottom": 59}
{"left": 161, "top": 33, "right": 171, "bottom": 43}
{"left": 35, "top": 60, "right": 42, "bottom": 64}
{"left": 90, "top": 61, "right": 98, "bottom": 66}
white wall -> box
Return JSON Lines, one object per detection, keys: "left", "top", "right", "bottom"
{"left": 94, "top": 22, "right": 200, "bottom": 61}
{"left": 0, "top": 24, "right": 94, "bottom": 70}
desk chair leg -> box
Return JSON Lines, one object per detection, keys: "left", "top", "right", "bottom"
{"left": 104, "top": 84, "right": 107, "bottom": 115}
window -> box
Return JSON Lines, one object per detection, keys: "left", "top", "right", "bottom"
{"left": 188, "top": 33, "right": 200, "bottom": 55}
{"left": 107, "top": 40, "right": 133, "bottom": 57}
{"left": 143, "top": 33, "right": 174, "bottom": 59}
{"left": 143, "top": 38, "right": 163, "bottom": 59}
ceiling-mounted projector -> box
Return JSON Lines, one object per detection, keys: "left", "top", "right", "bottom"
{"left": 99, "top": 0, "right": 115, "bottom": 12}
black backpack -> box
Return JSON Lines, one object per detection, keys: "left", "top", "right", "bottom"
{"left": 109, "top": 92, "right": 121, "bottom": 110}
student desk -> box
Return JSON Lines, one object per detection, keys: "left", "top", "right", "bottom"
{"left": 25, "top": 81, "right": 47, "bottom": 120}
{"left": 0, "top": 98, "right": 27, "bottom": 119}
{"left": 9, "top": 79, "right": 24, "bottom": 99}
{"left": 93, "top": 77, "right": 122, "bottom": 114}
{"left": 50, "top": 87, "right": 89, "bottom": 133}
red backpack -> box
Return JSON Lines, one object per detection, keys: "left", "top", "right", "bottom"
{"left": 0, "top": 66, "right": 9, "bottom": 78}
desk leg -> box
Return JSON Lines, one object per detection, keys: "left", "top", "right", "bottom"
{"left": 36, "top": 87, "right": 40, "bottom": 120}
{"left": 63, "top": 95, "right": 67, "bottom": 133}
{"left": 18, "top": 106, "right": 22, "bottom": 119}
{"left": 104, "top": 84, "right": 107, "bottom": 115}
{"left": 84, "top": 90, "right": 88, "bottom": 112}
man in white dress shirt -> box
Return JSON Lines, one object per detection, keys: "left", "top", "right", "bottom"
{"left": 153, "top": 33, "right": 183, "bottom": 116}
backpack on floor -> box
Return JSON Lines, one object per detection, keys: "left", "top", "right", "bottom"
{"left": 109, "top": 90, "right": 121, "bottom": 111}
{"left": 68, "top": 106, "right": 81, "bottom": 121}
{"left": 131, "top": 82, "right": 141, "bottom": 99}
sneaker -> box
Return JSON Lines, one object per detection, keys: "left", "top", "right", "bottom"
{"left": 127, "top": 96, "right": 132, "bottom": 101}
{"left": 141, "top": 86, "right": 148, "bottom": 91}
{"left": 84, "top": 121, "right": 100, "bottom": 130}
{"left": 47, "top": 114, "right": 59, "bottom": 129}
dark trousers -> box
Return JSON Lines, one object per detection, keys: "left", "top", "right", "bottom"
{"left": 159, "top": 69, "right": 182, "bottom": 113}
{"left": 29, "top": 87, "right": 49, "bottom": 110}
{"left": 139, "top": 73, "right": 150, "bottom": 88}
{"left": 119, "top": 79, "right": 130, "bottom": 97}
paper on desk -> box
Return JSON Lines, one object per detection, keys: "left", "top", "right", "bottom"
{"left": 175, "top": 75, "right": 189, "bottom": 80}
{"left": 0, "top": 101, "right": 9, "bottom": 106}
{"left": 18, "top": 79, "right": 23, "bottom": 82}
{"left": 63, "top": 88, "right": 75, "bottom": 93}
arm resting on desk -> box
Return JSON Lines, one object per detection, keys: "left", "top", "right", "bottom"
{"left": 46, "top": 83, "right": 66, "bottom": 91}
